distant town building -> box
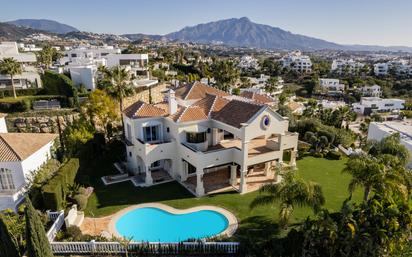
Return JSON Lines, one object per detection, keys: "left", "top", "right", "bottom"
{"left": 319, "top": 78, "right": 345, "bottom": 94}
{"left": 331, "top": 59, "right": 364, "bottom": 74}
{"left": 368, "top": 121, "right": 412, "bottom": 167}
{"left": 359, "top": 85, "right": 382, "bottom": 97}
{"left": 281, "top": 51, "right": 312, "bottom": 73}
{"left": 352, "top": 97, "right": 405, "bottom": 115}
{"left": 318, "top": 99, "right": 346, "bottom": 110}
{"left": 374, "top": 60, "right": 411, "bottom": 76}
{"left": 0, "top": 42, "right": 42, "bottom": 90}
{"left": 238, "top": 55, "right": 259, "bottom": 70}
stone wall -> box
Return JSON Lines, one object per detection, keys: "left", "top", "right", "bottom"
{"left": 124, "top": 83, "right": 169, "bottom": 108}
{"left": 6, "top": 112, "right": 80, "bottom": 133}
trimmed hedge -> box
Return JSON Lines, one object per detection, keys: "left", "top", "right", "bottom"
{"left": 42, "top": 158, "right": 80, "bottom": 211}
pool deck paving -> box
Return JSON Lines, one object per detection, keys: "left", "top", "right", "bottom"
{"left": 81, "top": 203, "right": 238, "bottom": 240}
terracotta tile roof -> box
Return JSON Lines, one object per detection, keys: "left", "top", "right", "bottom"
{"left": 287, "top": 101, "right": 304, "bottom": 112}
{"left": 177, "top": 106, "right": 208, "bottom": 122}
{"left": 212, "top": 100, "right": 264, "bottom": 128}
{"left": 123, "top": 101, "right": 167, "bottom": 119}
{"left": 0, "top": 133, "right": 58, "bottom": 162}
{"left": 174, "top": 82, "right": 229, "bottom": 100}
{"left": 240, "top": 91, "right": 276, "bottom": 105}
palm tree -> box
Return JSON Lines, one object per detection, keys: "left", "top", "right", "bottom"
{"left": 99, "top": 65, "right": 134, "bottom": 134}
{"left": 343, "top": 154, "right": 405, "bottom": 202}
{"left": 0, "top": 58, "right": 22, "bottom": 98}
{"left": 251, "top": 171, "right": 325, "bottom": 228}
{"left": 211, "top": 60, "right": 240, "bottom": 92}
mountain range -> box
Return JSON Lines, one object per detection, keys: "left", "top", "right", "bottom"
{"left": 2, "top": 17, "right": 412, "bottom": 52}
{"left": 6, "top": 19, "right": 78, "bottom": 34}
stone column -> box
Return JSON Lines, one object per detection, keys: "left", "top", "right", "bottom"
{"left": 290, "top": 150, "right": 297, "bottom": 168}
{"left": 181, "top": 161, "right": 189, "bottom": 181}
{"left": 145, "top": 165, "right": 153, "bottom": 185}
{"left": 240, "top": 140, "right": 249, "bottom": 194}
{"left": 229, "top": 165, "right": 237, "bottom": 186}
{"left": 196, "top": 168, "right": 205, "bottom": 197}
{"left": 264, "top": 162, "right": 270, "bottom": 177}
{"left": 239, "top": 168, "right": 248, "bottom": 194}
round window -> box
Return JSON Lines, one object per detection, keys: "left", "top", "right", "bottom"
{"left": 262, "top": 115, "right": 270, "bottom": 129}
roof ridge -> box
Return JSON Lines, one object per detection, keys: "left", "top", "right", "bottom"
{"left": 207, "top": 95, "right": 218, "bottom": 118}
{"left": 0, "top": 134, "right": 22, "bottom": 161}
{"left": 176, "top": 106, "right": 189, "bottom": 122}
{"left": 184, "top": 82, "right": 197, "bottom": 100}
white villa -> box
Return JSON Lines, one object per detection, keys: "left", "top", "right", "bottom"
{"left": 281, "top": 51, "right": 312, "bottom": 73}
{"left": 238, "top": 55, "right": 259, "bottom": 70}
{"left": 331, "top": 59, "right": 364, "bottom": 74}
{"left": 374, "top": 60, "right": 412, "bottom": 76}
{"left": 0, "top": 42, "right": 42, "bottom": 89}
{"left": 359, "top": 85, "right": 382, "bottom": 97}
{"left": 240, "top": 74, "right": 284, "bottom": 96}
{"left": 123, "top": 82, "right": 298, "bottom": 196}
{"left": 352, "top": 97, "right": 405, "bottom": 115}
{"left": 61, "top": 47, "right": 157, "bottom": 91}
{"left": 368, "top": 121, "right": 412, "bottom": 168}
{"left": 0, "top": 115, "right": 58, "bottom": 211}
{"left": 319, "top": 78, "right": 345, "bottom": 94}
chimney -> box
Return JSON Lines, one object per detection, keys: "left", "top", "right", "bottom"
{"left": 168, "top": 89, "right": 177, "bottom": 115}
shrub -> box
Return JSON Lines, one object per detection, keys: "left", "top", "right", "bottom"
{"left": 313, "top": 152, "right": 323, "bottom": 158}
{"left": 73, "top": 194, "right": 88, "bottom": 211}
{"left": 41, "top": 158, "right": 80, "bottom": 211}
{"left": 66, "top": 226, "right": 83, "bottom": 241}
{"left": 326, "top": 151, "right": 342, "bottom": 160}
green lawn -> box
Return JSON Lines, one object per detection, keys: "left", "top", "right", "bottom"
{"left": 84, "top": 149, "right": 361, "bottom": 241}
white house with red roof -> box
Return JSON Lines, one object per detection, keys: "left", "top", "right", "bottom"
{"left": 122, "top": 82, "right": 298, "bottom": 196}
{"left": 0, "top": 115, "right": 58, "bottom": 211}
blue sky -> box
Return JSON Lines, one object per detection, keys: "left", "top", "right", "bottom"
{"left": 1, "top": 0, "right": 412, "bottom": 46}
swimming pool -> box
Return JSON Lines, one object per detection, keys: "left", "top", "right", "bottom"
{"left": 115, "top": 207, "right": 230, "bottom": 242}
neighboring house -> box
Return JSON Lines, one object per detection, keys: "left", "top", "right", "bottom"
{"left": 61, "top": 47, "right": 157, "bottom": 90}
{"left": 123, "top": 82, "right": 298, "bottom": 197}
{"left": 352, "top": 97, "right": 405, "bottom": 115}
{"left": 241, "top": 75, "right": 284, "bottom": 96}
{"left": 287, "top": 101, "right": 305, "bottom": 115}
{"left": 318, "top": 100, "right": 346, "bottom": 110}
{"left": 319, "top": 78, "right": 345, "bottom": 94}
{"left": 240, "top": 91, "right": 278, "bottom": 108}
{"left": 0, "top": 42, "right": 42, "bottom": 89}
{"left": 238, "top": 55, "right": 259, "bottom": 70}
{"left": 374, "top": 60, "right": 411, "bottom": 76}
{"left": 331, "top": 59, "right": 364, "bottom": 74}
{"left": 368, "top": 121, "right": 412, "bottom": 167}
{"left": 281, "top": 51, "right": 312, "bottom": 73}
{"left": 0, "top": 115, "right": 58, "bottom": 211}
{"left": 359, "top": 85, "right": 382, "bottom": 97}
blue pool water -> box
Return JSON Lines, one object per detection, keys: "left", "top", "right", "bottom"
{"left": 115, "top": 207, "right": 229, "bottom": 242}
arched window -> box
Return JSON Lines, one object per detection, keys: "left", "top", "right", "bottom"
{"left": 0, "top": 168, "right": 15, "bottom": 190}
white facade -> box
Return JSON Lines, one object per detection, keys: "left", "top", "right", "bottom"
{"left": 0, "top": 118, "right": 57, "bottom": 211}
{"left": 374, "top": 60, "right": 411, "bottom": 76}
{"left": 331, "top": 59, "right": 364, "bottom": 74}
{"left": 0, "top": 42, "right": 42, "bottom": 89}
{"left": 124, "top": 89, "right": 298, "bottom": 197}
{"left": 352, "top": 97, "right": 405, "bottom": 115}
{"left": 241, "top": 75, "right": 284, "bottom": 96}
{"left": 0, "top": 141, "right": 55, "bottom": 211}
{"left": 69, "top": 65, "right": 98, "bottom": 91}
{"left": 281, "top": 51, "right": 312, "bottom": 73}
{"left": 360, "top": 85, "right": 382, "bottom": 97}
{"left": 238, "top": 55, "right": 259, "bottom": 70}
{"left": 319, "top": 78, "right": 345, "bottom": 93}
{"left": 368, "top": 121, "right": 412, "bottom": 168}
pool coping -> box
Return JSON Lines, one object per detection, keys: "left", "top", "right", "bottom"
{"left": 107, "top": 203, "right": 238, "bottom": 241}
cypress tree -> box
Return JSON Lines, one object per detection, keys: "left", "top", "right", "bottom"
{"left": 0, "top": 216, "right": 20, "bottom": 257}
{"left": 25, "top": 198, "right": 54, "bottom": 257}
